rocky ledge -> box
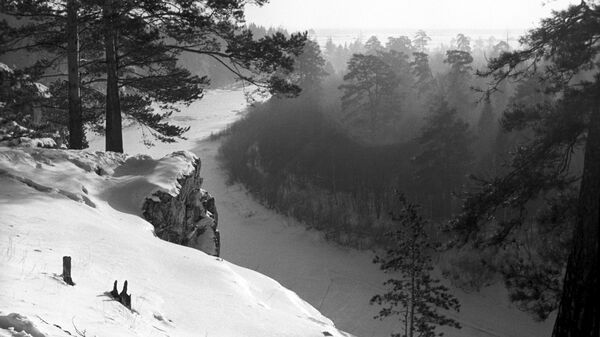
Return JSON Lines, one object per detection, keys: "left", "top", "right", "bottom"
{"left": 142, "top": 156, "right": 220, "bottom": 256}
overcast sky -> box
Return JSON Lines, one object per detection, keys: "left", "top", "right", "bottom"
{"left": 245, "top": 0, "right": 579, "bottom": 30}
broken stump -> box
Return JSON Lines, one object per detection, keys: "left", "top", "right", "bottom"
{"left": 109, "top": 280, "right": 132, "bottom": 310}
{"left": 110, "top": 280, "right": 119, "bottom": 298}
{"left": 62, "top": 256, "right": 75, "bottom": 285}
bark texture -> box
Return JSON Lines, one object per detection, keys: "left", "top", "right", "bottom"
{"left": 66, "top": 0, "right": 84, "bottom": 149}
{"left": 552, "top": 103, "right": 600, "bottom": 337}
{"left": 103, "top": 0, "right": 123, "bottom": 153}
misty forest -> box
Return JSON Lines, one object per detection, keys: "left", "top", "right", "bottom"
{"left": 0, "top": 1, "right": 598, "bottom": 337}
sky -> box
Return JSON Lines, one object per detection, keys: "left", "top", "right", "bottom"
{"left": 244, "top": 0, "right": 580, "bottom": 30}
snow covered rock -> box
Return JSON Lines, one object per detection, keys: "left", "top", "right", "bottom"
{"left": 6, "top": 137, "right": 57, "bottom": 148}
{"left": 142, "top": 153, "right": 221, "bottom": 256}
{"left": 0, "top": 313, "right": 46, "bottom": 337}
{"left": 0, "top": 146, "right": 350, "bottom": 337}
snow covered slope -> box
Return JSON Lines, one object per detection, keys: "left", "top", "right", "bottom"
{"left": 1, "top": 88, "right": 554, "bottom": 337}
{"left": 0, "top": 146, "right": 349, "bottom": 337}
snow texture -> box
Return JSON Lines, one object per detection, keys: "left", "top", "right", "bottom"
{"left": 0, "top": 146, "right": 348, "bottom": 337}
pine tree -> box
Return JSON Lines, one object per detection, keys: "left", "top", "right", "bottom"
{"left": 411, "top": 52, "right": 434, "bottom": 96}
{"left": 290, "top": 39, "right": 327, "bottom": 92}
{"left": 412, "top": 30, "right": 431, "bottom": 53}
{"left": 477, "top": 96, "right": 496, "bottom": 141}
{"left": 2, "top": 0, "right": 308, "bottom": 152}
{"left": 339, "top": 53, "right": 399, "bottom": 133}
{"left": 1, "top": 0, "right": 91, "bottom": 148}
{"left": 371, "top": 195, "right": 461, "bottom": 337}
{"left": 386, "top": 36, "right": 413, "bottom": 54}
{"left": 324, "top": 37, "right": 336, "bottom": 58}
{"left": 365, "top": 35, "right": 383, "bottom": 55}
{"left": 453, "top": 2, "right": 600, "bottom": 335}
{"left": 414, "top": 99, "right": 473, "bottom": 217}
{"left": 474, "top": 96, "right": 498, "bottom": 174}
{"left": 443, "top": 49, "right": 473, "bottom": 114}
{"left": 455, "top": 33, "right": 471, "bottom": 53}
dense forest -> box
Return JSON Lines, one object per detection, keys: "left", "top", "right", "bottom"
{"left": 218, "top": 2, "right": 599, "bottom": 335}
{"left": 220, "top": 30, "right": 517, "bottom": 241}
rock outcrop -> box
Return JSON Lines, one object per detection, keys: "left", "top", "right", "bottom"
{"left": 142, "top": 157, "right": 220, "bottom": 256}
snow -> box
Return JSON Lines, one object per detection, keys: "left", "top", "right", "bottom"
{"left": 14, "top": 138, "right": 57, "bottom": 149}
{"left": 191, "top": 140, "right": 555, "bottom": 337}
{"left": 0, "top": 313, "right": 46, "bottom": 337}
{"left": 0, "top": 62, "right": 13, "bottom": 74}
{"left": 1, "top": 87, "right": 554, "bottom": 337}
{"left": 0, "top": 145, "right": 348, "bottom": 337}
{"left": 30, "top": 83, "right": 50, "bottom": 99}
{"left": 87, "top": 89, "right": 248, "bottom": 157}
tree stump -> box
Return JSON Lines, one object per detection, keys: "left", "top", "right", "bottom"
{"left": 110, "top": 280, "right": 119, "bottom": 298}
{"left": 109, "top": 280, "right": 132, "bottom": 309}
{"left": 62, "top": 256, "right": 75, "bottom": 285}
{"left": 120, "top": 280, "right": 131, "bottom": 309}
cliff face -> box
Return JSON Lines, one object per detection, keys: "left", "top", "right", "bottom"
{"left": 142, "top": 157, "right": 220, "bottom": 256}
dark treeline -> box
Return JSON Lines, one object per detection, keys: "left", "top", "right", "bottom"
{"left": 221, "top": 94, "right": 415, "bottom": 247}
{"left": 221, "top": 29, "right": 517, "bottom": 233}
{"left": 220, "top": 2, "right": 600, "bottom": 334}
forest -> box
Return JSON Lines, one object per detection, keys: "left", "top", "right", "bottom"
{"left": 218, "top": 3, "right": 599, "bottom": 336}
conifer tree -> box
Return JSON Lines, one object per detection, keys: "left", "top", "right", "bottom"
{"left": 386, "top": 36, "right": 413, "bottom": 54}
{"left": 1, "top": 0, "right": 90, "bottom": 148}
{"left": 290, "top": 39, "right": 327, "bottom": 91}
{"left": 412, "top": 30, "right": 431, "bottom": 53}
{"left": 411, "top": 52, "right": 434, "bottom": 96}
{"left": 444, "top": 49, "right": 473, "bottom": 113}
{"left": 477, "top": 96, "right": 496, "bottom": 139}
{"left": 94, "top": 0, "right": 307, "bottom": 151}
{"left": 339, "top": 54, "right": 399, "bottom": 133}
{"left": 455, "top": 33, "right": 471, "bottom": 53}
{"left": 414, "top": 99, "right": 473, "bottom": 217}
{"left": 453, "top": 2, "right": 600, "bottom": 334}
{"left": 365, "top": 35, "right": 384, "bottom": 55}
{"left": 474, "top": 96, "right": 498, "bottom": 173}
{"left": 324, "top": 37, "right": 336, "bottom": 59}
{"left": 2, "top": 0, "right": 308, "bottom": 152}
{"left": 371, "top": 195, "right": 461, "bottom": 337}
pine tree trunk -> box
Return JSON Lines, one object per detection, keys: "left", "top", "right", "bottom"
{"left": 409, "top": 275, "right": 415, "bottom": 337}
{"left": 103, "top": 0, "right": 123, "bottom": 153}
{"left": 409, "top": 241, "right": 416, "bottom": 337}
{"left": 66, "top": 0, "right": 84, "bottom": 149}
{"left": 552, "top": 102, "right": 600, "bottom": 337}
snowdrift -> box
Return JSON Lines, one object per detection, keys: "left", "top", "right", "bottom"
{"left": 0, "top": 146, "right": 349, "bottom": 337}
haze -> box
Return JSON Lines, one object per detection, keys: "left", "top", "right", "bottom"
{"left": 245, "top": 0, "right": 580, "bottom": 30}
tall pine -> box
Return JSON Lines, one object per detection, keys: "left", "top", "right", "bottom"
{"left": 371, "top": 195, "right": 461, "bottom": 337}
{"left": 454, "top": 2, "right": 600, "bottom": 335}
{"left": 414, "top": 99, "right": 473, "bottom": 218}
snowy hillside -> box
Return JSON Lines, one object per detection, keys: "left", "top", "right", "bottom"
{"left": 0, "top": 145, "right": 349, "bottom": 337}
{"left": 1, "top": 88, "right": 555, "bottom": 337}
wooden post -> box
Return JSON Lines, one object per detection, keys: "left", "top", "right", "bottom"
{"left": 62, "top": 256, "right": 75, "bottom": 285}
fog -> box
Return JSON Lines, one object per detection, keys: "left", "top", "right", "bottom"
{"left": 245, "top": 0, "right": 580, "bottom": 30}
